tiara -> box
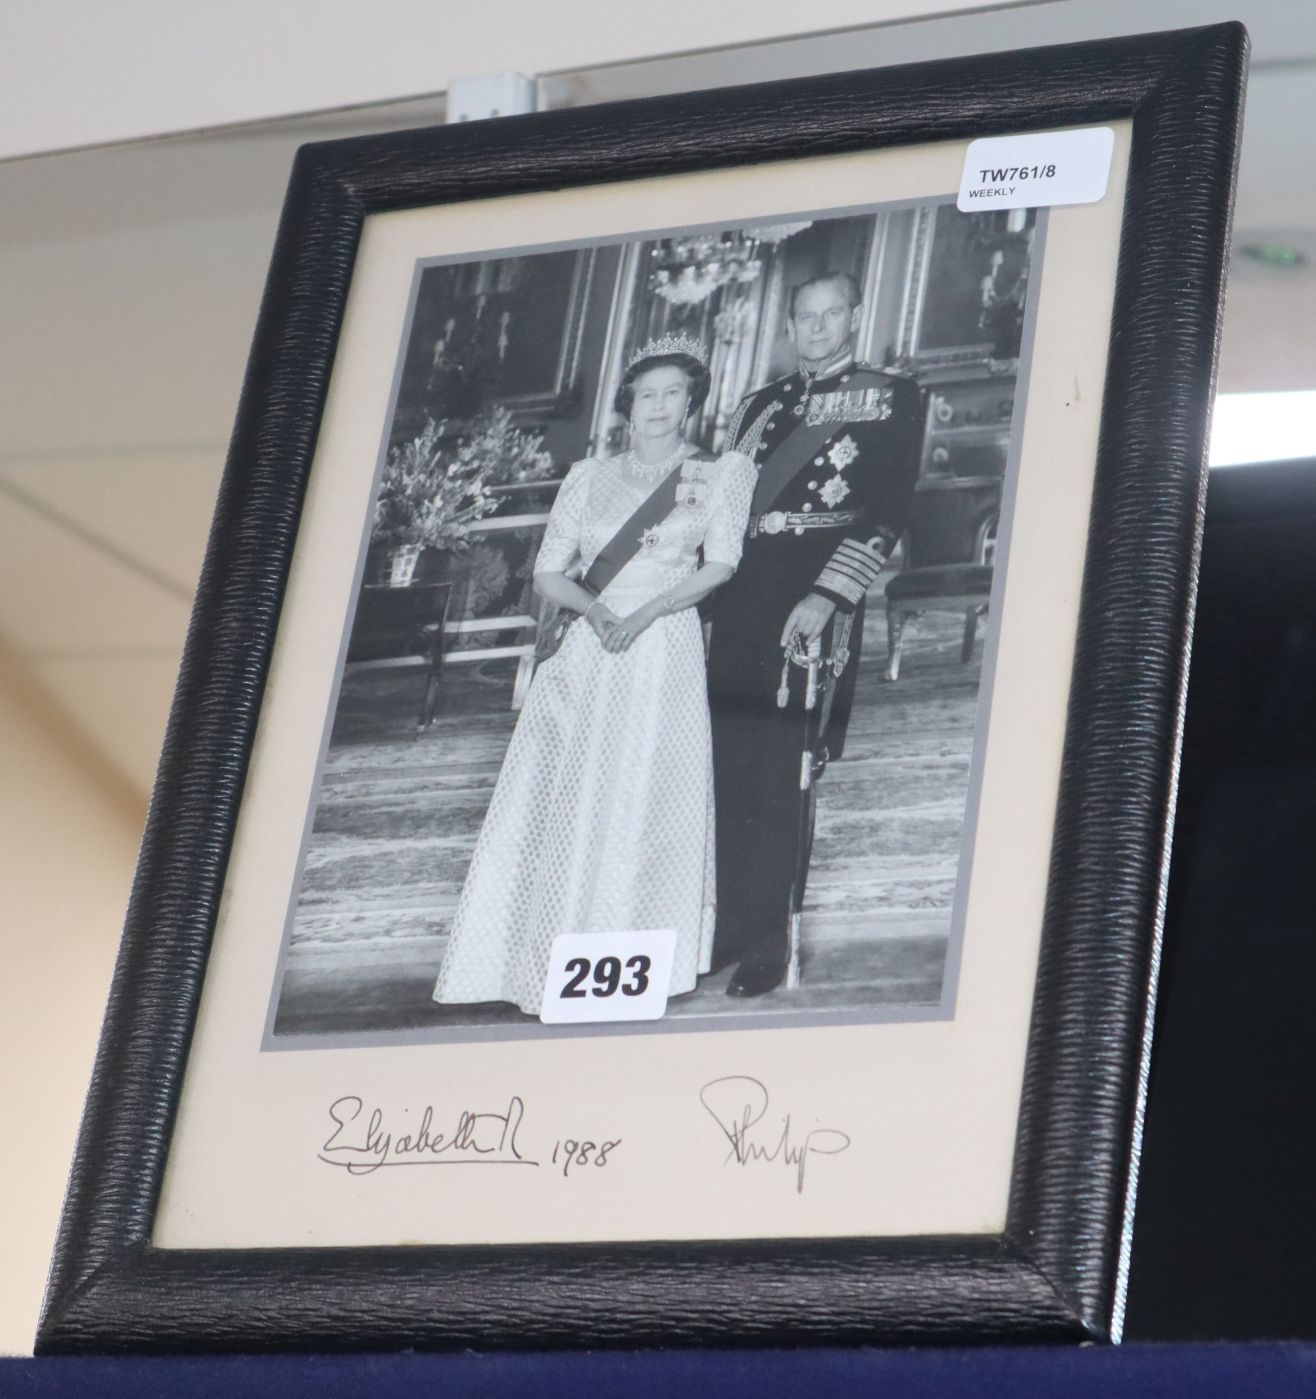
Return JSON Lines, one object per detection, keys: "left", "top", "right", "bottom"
{"left": 627, "top": 332, "right": 708, "bottom": 369}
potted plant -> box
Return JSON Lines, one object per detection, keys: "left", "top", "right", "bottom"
{"left": 373, "top": 407, "right": 555, "bottom": 585}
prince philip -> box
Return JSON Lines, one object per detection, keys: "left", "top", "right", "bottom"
{"left": 707, "top": 271, "right": 923, "bottom": 996}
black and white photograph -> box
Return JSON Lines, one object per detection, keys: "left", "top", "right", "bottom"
{"left": 268, "top": 198, "right": 1041, "bottom": 1042}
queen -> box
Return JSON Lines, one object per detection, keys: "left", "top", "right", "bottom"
{"left": 433, "top": 333, "right": 756, "bottom": 1017}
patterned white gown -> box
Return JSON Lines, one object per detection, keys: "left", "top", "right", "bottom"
{"left": 432, "top": 448, "right": 756, "bottom": 1017}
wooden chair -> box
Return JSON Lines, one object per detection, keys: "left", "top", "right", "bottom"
{"left": 883, "top": 564, "right": 992, "bottom": 681}
{"left": 883, "top": 511, "right": 996, "bottom": 682}
{"left": 344, "top": 581, "right": 453, "bottom": 729}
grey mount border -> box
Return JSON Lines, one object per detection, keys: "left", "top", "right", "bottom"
{"left": 37, "top": 22, "right": 1246, "bottom": 1353}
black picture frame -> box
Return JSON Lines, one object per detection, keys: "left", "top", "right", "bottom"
{"left": 38, "top": 23, "right": 1246, "bottom": 1353}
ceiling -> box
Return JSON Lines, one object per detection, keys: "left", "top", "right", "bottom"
{"left": 3, "top": 0, "right": 1315, "bottom": 797}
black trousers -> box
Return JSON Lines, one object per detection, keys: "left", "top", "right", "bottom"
{"left": 707, "top": 533, "right": 867, "bottom": 966}
{"left": 710, "top": 686, "right": 808, "bottom": 967}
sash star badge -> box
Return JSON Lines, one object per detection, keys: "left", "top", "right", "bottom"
{"left": 828, "top": 435, "right": 859, "bottom": 471}
{"left": 818, "top": 475, "right": 851, "bottom": 507}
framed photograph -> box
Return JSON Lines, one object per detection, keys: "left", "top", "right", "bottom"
{"left": 391, "top": 246, "right": 596, "bottom": 432}
{"left": 39, "top": 23, "right": 1245, "bottom": 1353}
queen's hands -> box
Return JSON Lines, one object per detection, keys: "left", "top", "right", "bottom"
{"left": 600, "top": 599, "right": 662, "bottom": 654}
{"left": 585, "top": 601, "right": 624, "bottom": 643}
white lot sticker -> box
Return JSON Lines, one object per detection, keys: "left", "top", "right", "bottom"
{"left": 540, "top": 929, "right": 677, "bottom": 1025}
{"left": 958, "top": 126, "right": 1114, "bottom": 212}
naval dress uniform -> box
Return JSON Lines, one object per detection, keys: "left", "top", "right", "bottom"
{"left": 707, "top": 353, "right": 922, "bottom": 993}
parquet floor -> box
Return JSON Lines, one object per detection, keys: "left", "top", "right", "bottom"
{"left": 273, "top": 604, "right": 984, "bottom": 1038}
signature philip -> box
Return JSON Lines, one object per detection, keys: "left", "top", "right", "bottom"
{"left": 699, "top": 1076, "right": 851, "bottom": 1193}
{"left": 319, "top": 1094, "right": 536, "bottom": 1174}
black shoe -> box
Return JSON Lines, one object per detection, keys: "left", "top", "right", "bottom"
{"left": 708, "top": 943, "right": 742, "bottom": 976}
{"left": 726, "top": 951, "right": 788, "bottom": 998}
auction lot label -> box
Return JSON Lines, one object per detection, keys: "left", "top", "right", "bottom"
{"left": 959, "top": 127, "right": 1114, "bottom": 212}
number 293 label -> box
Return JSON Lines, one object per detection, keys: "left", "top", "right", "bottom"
{"left": 539, "top": 929, "right": 677, "bottom": 1025}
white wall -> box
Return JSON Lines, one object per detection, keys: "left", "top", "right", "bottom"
{"left": 0, "top": 655, "right": 141, "bottom": 1354}
{"left": 0, "top": 0, "right": 975, "bottom": 160}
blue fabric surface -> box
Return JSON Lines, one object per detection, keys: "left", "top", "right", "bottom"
{"left": 3, "top": 1345, "right": 1315, "bottom": 1398}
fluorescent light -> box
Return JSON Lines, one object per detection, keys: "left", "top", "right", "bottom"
{"left": 1209, "top": 391, "right": 1316, "bottom": 468}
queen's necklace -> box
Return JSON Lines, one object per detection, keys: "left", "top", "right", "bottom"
{"left": 624, "top": 441, "right": 689, "bottom": 481}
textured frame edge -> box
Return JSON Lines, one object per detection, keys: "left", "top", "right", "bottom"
{"left": 37, "top": 22, "right": 1245, "bottom": 1354}
{"left": 1003, "top": 20, "right": 1248, "bottom": 1339}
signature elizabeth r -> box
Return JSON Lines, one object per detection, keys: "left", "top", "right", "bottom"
{"left": 699, "top": 1076, "right": 851, "bottom": 1193}
{"left": 319, "top": 1094, "right": 535, "bottom": 1174}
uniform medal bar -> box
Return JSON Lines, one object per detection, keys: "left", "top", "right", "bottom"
{"left": 805, "top": 385, "right": 895, "bottom": 427}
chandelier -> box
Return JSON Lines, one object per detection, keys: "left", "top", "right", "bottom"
{"left": 742, "top": 220, "right": 814, "bottom": 245}
{"left": 649, "top": 234, "right": 759, "bottom": 306}
{"left": 646, "top": 223, "right": 811, "bottom": 308}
